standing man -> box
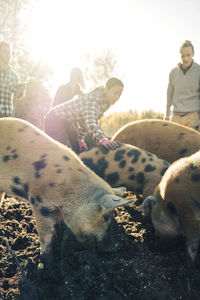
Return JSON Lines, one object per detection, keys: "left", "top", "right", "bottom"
{"left": 52, "top": 67, "right": 85, "bottom": 107}
{"left": 0, "top": 41, "right": 25, "bottom": 117}
{"left": 165, "top": 40, "right": 200, "bottom": 130}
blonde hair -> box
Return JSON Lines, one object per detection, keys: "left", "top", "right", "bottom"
{"left": 179, "top": 40, "right": 194, "bottom": 54}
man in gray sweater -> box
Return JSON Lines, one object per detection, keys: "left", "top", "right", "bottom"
{"left": 165, "top": 40, "right": 200, "bottom": 131}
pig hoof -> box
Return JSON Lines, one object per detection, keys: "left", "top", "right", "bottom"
{"left": 187, "top": 240, "right": 200, "bottom": 267}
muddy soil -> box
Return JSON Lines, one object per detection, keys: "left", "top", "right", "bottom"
{"left": 0, "top": 193, "right": 200, "bottom": 300}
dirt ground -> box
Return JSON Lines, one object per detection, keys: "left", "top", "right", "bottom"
{"left": 0, "top": 192, "right": 200, "bottom": 300}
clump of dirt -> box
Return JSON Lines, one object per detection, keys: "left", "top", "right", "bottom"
{"left": 0, "top": 193, "right": 200, "bottom": 300}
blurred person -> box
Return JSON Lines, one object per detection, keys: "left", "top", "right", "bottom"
{"left": 0, "top": 41, "right": 26, "bottom": 117}
{"left": 44, "top": 77, "right": 123, "bottom": 154}
{"left": 52, "top": 67, "right": 85, "bottom": 107}
{"left": 165, "top": 40, "right": 200, "bottom": 131}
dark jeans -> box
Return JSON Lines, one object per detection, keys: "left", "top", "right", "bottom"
{"left": 44, "top": 110, "right": 80, "bottom": 154}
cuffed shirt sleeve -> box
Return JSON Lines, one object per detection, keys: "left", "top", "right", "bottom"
{"left": 78, "top": 104, "right": 108, "bottom": 144}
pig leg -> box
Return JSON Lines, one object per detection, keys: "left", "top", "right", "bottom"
{"left": 181, "top": 214, "right": 200, "bottom": 265}
{"left": 31, "top": 206, "right": 57, "bottom": 253}
{"left": 186, "top": 238, "right": 200, "bottom": 265}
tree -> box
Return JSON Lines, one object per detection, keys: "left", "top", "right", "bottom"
{"left": 81, "top": 48, "right": 118, "bottom": 89}
{"left": 0, "top": 0, "right": 36, "bottom": 52}
{"left": 0, "top": 0, "right": 53, "bottom": 83}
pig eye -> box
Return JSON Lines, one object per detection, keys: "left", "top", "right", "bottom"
{"left": 102, "top": 213, "right": 111, "bottom": 223}
{"left": 167, "top": 202, "right": 177, "bottom": 215}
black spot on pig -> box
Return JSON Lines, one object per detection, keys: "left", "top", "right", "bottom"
{"left": 18, "top": 125, "right": 28, "bottom": 132}
{"left": 78, "top": 168, "right": 87, "bottom": 175}
{"left": 13, "top": 177, "right": 21, "bottom": 185}
{"left": 119, "top": 160, "right": 126, "bottom": 168}
{"left": 179, "top": 148, "right": 188, "bottom": 156}
{"left": 114, "top": 150, "right": 126, "bottom": 161}
{"left": 11, "top": 182, "right": 29, "bottom": 199}
{"left": 147, "top": 153, "right": 153, "bottom": 157}
{"left": 33, "top": 157, "right": 47, "bottom": 178}
{"left": 144, "top": 165, "right": 156, "bottom": 172}
{"left": 127, "top": 149, "right": 141, "bottom": 163}
{"left": 106, "top": 172, "right": 119, "bottom": 185}
{"left": 81, "top": 157, "right": 108, "bottom": 178}
{"left": 129, "top": 174, "right": 135, "bottom": 180}
{"left": 136, "top": 172, "right": 145, "bottom": 184}
{"left": 160, "top": 167, "right": 168, "bottom": 176}
{"left": 18, "top": 128, "right": 24, "bottom": 132}
{"left": 2, "top": 155, "right": 10, "bottom": 162}
{"left": 36, "top": 195, "right": 43, "bottom": 203}
{"left": 191, "top": 173, "right": 200, "bottom": 182}
{"left": 40, "top": 206, "right": 52, "bottom": 217}
{"left": 33, "top": 159, "right": 46, "bottom": 171}
{"left": 179, "top": 132, "right": 185, "bottom": 139}
{"left": 63, "top": 155, "right": 70, "bottom": 161}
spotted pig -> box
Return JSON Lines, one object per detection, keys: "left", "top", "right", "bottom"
{"left": 112, "top": 119, "right": 200, "bottom": 163}
{"left": 141, "top": 151, "right": 200, "bottom": 265}
{"left": 79, "top": 143, "right": 169, "bottom": 198}
{"left": 0, "top": 118, "right": 134, "bottom": 253}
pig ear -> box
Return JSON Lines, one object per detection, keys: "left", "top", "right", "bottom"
{"left": 99, "top": 194, "right": 134, "bottom": 211}
{"left": 138, "top": 195, "right": 156, "bottom": 218}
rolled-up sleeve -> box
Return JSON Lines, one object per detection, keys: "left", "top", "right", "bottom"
{"left": 78, "top": 103, "right": 108, "bottom": 144}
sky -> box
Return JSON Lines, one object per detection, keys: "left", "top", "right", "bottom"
{"left": 25, "top": 0, "right": 200, "bottom": 115}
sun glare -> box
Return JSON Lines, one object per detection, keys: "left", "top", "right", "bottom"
{"left": 26, "top": 0, "right": 124, "bottom": 88}
{"left": 23, "top": 0, "right": 197, "bottom": 114}
{"left": 27, "top": 0, "right": 115, "bottom": 68}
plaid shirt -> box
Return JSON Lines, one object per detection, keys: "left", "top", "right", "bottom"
{"left": 53, "top": 87, "right": 110, "bottom": 144}
{"left": 0, "top": 65, "right": 19, "bottom": 116}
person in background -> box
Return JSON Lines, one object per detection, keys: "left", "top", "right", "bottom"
{"left": 44, "top": 77, "right": 123, "bottom": 154}
{"left": 165, "top": 40, "right": 200, "bottom": 131}
{"left": 52, "top": 67, "right": 85, "bottom": 107}
{"left": 0, "top": 41, "right": 26, "bottom": 117}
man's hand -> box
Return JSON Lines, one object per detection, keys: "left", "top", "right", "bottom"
{"left": 100, "top": 139, "right": 121, "bottom": 150}
{"left": 79, "top": 142, "right": 88, "bottom": 152}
